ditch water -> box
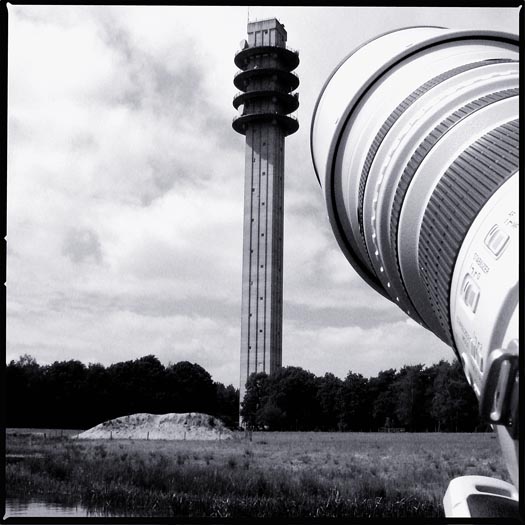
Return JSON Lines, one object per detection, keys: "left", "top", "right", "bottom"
{"left": 5, "top": 498, "right": 107, "bottom": 518}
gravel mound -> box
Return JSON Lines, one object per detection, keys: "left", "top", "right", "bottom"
{"left": 76, "top": 412, "right": 233, "bottom": 440}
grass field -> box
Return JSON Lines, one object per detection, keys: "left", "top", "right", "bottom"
{"left": 6, "top": 429, "right": 510, "bottom": 518}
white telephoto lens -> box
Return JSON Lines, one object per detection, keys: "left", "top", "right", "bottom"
{"left": 310, "top": 26, "right": 519, "bottom": 488}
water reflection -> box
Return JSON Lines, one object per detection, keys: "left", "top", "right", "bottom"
{"left": 5, "top": 498, "right": 104, "bottom": 518}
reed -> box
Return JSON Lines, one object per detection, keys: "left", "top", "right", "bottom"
{"left": 6, "top": 430, "right": 508, "bottom": 518}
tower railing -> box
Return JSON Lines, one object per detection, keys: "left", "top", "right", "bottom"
{"left": 233, "top": 68, "right": 299, "bottom": 85}
{"left": 232, "top": 112, "right": 298, "bottom": 125}
{"left": 234, "top": 44, "right": 300, "bottom": 71}
{"left": 234, "top": 43, "right": 299, "bottom": 58}
{"left": 234, "top": 90, "right": 298, "bottom": 98}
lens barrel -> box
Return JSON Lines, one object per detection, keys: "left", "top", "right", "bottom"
{"left": 310, "top": 26, "right": 519, "bottom": 487}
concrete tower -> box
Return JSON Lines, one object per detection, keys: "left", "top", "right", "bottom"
{"left": 232, "top": 18, "right": 299, "bottom": 418}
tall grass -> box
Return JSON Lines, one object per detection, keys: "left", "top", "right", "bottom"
{"left": 6, "top": 431, "right": 508, "bottom": 518}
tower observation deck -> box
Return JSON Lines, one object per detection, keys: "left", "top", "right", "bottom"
{"left": 232, "top": 18, "right": 299, "bottom": 421}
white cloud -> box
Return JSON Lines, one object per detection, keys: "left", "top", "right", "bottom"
{"left": 283, "top": 318, "right": 453, "bottom": 379}
{"left": 7, "top": 307, "right": 240, "bottom": 386}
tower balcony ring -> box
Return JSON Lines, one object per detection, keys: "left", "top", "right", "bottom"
{"left": 232, "top": 112, "right": 299, "bottom": 136}
{"left": 234, "top": 45, "right": 299, "bottom": 71}
{"left": 233, "top": 90, "right": 299, "bottom": 114}
{"left": 234, "top": 68, "right": 299, "bottom": 91}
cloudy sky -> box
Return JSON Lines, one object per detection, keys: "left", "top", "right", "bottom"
{"left": 7, "top": 5, "right": 518, "bottom": 387}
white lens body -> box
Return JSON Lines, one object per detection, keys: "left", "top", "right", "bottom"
{"left": 310, "top": 26, "right": 520, "bottom": 499}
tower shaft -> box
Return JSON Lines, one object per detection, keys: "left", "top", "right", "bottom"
{"left": 240, "top": 124, "right": 285, "bottom": 385}
{"left": 233, "top": 18, "right": 299, "bottom": 422}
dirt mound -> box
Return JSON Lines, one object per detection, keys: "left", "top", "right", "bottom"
{"left": 76, "top": 412, "right": 233, "bottom": 440}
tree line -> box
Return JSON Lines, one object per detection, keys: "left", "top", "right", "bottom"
{"left": 6, "top": 354, "right": 239, "bottom": 430}
{"left": 7, "top": 354, "right": 485, "bottom": 432}
{"left": 240, "top": 360, "right": 485, "bottom": 432}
